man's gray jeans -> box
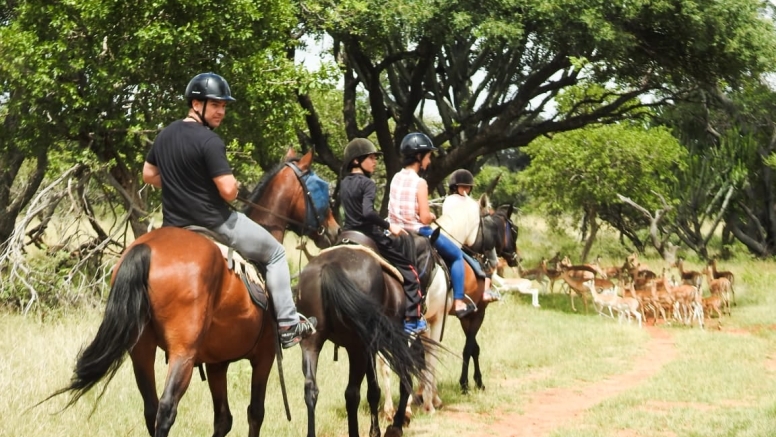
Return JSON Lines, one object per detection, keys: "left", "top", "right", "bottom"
{"left": 212, "top": 211, "right": 299, "bottom": 327}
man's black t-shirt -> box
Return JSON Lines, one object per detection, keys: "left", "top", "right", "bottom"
{"left": 146, "top": 120, "right": 233, "bottom": 227}
{"left": 340, "top": 173, "right": 390, "bottom": 236}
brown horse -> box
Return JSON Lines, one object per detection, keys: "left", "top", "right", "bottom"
{"left": 49, "top": 150, "right": 339, "bottom": 437}
{"left": 295, "top": 239, "right": 437, "bottom": 437}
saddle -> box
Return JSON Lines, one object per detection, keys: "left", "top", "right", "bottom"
{"left": 329, "top": 230, "right": 404, "bottom": 283}
{"left": 185, "top": 226, "right": 268, "bottom": 310}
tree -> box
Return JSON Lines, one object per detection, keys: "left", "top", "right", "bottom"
{"left": 0, "top": 0, "right": 305, "bottom": 244}
{"left": 518, "top": 123, "right": 687, "bottom": 261}
{"left": 294, "top": 0, "right": 776, "bottom": 213}
{"left": 660, "top": 82, "right": 776, "bottom": 258}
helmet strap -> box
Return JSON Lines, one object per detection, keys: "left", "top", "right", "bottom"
{"left": 189, "top": 100, "right": 211, "bottom": 129}
{"left": 356, "top": 159, "right": 373, "bottom": 178}
{"left": 198, "top": 100, "right": 211, "bottom": 129}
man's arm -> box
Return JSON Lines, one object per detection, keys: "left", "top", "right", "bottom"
{"left": 213, "top": 174, "right": 239, "bottom": 202}
{"left": 142, "top": 162, "right": 162, "bottom": 188}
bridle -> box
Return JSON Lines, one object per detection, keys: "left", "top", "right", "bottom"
{"left": 468, "top": 208, "right": 519, "bottom": 266}
{"left": 238, "top": 161, "right": 331, "bottom": 237}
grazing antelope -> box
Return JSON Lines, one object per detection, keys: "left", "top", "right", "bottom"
{"left": 625, "top": 252, "right": 656, "bottom": 278}
{"left": 539, "top": 258, "right": 563, "bottom": 293}
{"left": 624, "top": 252, "right": 656, "bottom": 284}
{"left": 516, "top": 258, "right": 550, "bottom": 292}
{"left": 704, "top": 265, "right": 732, "bottom": 316}
{"left": 708, "top": 258, "right": 736, "bottom": 306}
{"left": 559, "top": 267, "right": 592, "bottom": 313}
{"left": 663, "top": 268, "right": 701, "bottom": 327}
{"left": 491, "top": 273, "right": 541, "bottom": 307}
{"left": 584, "top": 279, "right": 617, "bottom": 318}
{"left": 674, "top": 257, "right": 703, "bottom": 290}
{"left": 594, "top": 255, "right": 624, "bottom": 281}
{"left": 703, "top": 294, "right": 725, "bottom": 319}
{"left": 586, "top": 280, "right": 642, "bottom": 327}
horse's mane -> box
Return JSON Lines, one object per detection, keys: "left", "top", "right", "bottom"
{"left": 242, "top": 157, "right": 300, "bottom": 214}
{"left": 494, "top": 204, "right": 512, "bottom": 218}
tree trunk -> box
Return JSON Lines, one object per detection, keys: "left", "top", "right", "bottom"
{"left": 0, "top": 146, "right": 48, "bottom": 248}
{"left": 580, "top": 208, "right": 599, "bottom": 262}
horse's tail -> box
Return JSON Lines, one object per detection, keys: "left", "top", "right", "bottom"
{"left": 319, "top": 265, "right": 432, "bottom": 387}
{"left": 49, "top": 243, "right": 152, "bottom": 407}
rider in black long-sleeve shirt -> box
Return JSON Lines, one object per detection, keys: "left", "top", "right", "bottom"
{"left": 339, "top": 138, "right": 426, "bottom": 335}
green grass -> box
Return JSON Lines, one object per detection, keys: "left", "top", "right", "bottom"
{"left": 3, "top": 216, "right": 776, "bottom": 436}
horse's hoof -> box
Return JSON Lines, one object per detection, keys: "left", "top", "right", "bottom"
{"left": 384, "top": 425, "right": 403, "bottom": 437}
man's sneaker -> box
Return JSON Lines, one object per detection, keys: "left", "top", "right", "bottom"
{"left": 403, "top": 318, "right": 428, "bottom": 335}
{"left": 280, "top": 315, "right": 318, "bottom": 349}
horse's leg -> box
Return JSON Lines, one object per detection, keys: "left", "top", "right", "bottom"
{"left": 384, "top": 375, "right": 410, "bottom": 437}
{"left": 419, "top": 333, "right": 440, "bottom": 414}
{"left": 467, "top": 315, "right": 487, "bottom": 391}
{"left": 302, "top": 342, "right": 323, "bottom": 437}
{"left": 459, "top": 319, "right": 473, "bottom": 394}
{"left": 129, "top": 326, "right": 159, "bottom": 437}
{"left": 247, "top": 343, "right": 275, "bottom": 437}
{"left": 377, "top": 353, "right": 396, "bottom": 422}
{"left": 155, "top": 353, "right": 196, "bottom": 437}
{"left": 345, "top": 351, "right": 368, "bottom": 437}
{"left": 205, "top": 362, "right": 233, "bottom": 437}
{"left": 418, "top": 270, "right": 445, "bottom": 414}
{"left": 365, "top": 356, "right": 383, "bottom": 437}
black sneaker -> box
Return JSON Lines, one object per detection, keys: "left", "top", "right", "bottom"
{"left": 280, "top": 315, "right": 317, "bottom": 349}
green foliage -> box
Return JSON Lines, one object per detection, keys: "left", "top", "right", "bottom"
{"left": 519, "top": 123, "right": 687, "bottom": 222}
{"left": 474, "top": 165, "right": 525, "bottom": 209}
{"left": 1, "top": 0, "right": 307, "bottom": 177}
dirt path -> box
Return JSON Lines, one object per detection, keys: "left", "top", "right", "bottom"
{"left": 427, "top": 326, "right": 678, "bottom": 437}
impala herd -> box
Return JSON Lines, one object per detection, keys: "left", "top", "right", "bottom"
{"left": 504, "top": 252, "right": 736, "bottom": 329}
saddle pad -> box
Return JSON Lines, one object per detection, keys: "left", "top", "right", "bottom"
{"left": 462, "top": 251, "right": 487, "bottom": 279}
{"left": 317, "top": 245, "right": 404, "bottom": 283}
{"left": 213, "top": 242, "right": 268, "bottom": 310}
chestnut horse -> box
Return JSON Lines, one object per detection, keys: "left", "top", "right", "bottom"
{"left": 380, "top": 202, "right": 519, "bottom": 419}
{"left": 50, "top": 150, "right": 339, "bottom": 437}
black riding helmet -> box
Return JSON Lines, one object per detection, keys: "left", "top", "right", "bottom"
{"left": 342, "top": 138, "right": 381, "bottom": 176}
{"left": 185, "top": 72, "right": 235, "bottom": 128}
{"left": 185, "top": 72, "right": 236, "bottom": 103}
{"left": 448, "top": 169, "right": 475, "bottom": 193}
{"left": 400, "top": 132, "right": 437, "bottom": 156}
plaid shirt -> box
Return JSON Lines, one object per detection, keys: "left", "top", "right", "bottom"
{"left": 388, "top": 169, "right": 423, "bottom": 231}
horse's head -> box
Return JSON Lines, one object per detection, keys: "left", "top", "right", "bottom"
{"left": 243, "top": 149, "right": 340, "bottom": 248}
{"left": 479, "top": 203, "right": 519, "bottom": 267}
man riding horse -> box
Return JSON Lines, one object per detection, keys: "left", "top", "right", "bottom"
{"left": 142, "top": 72, "right": 316, "bottom": 348}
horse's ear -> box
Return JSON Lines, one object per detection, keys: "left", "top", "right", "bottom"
{"left": 506, "top": 203, "right": 514, "bottom": 218}
{"left": 298, "top": 149, "right": 314, "bottom": 170}
{"left": 478, "top": 193, "right": 490, "bottom": 210}
{"left": 484, "top": 173, "right": 501, "bottom": 197}
{"left": 285, "top": 148, "right": 296, "bottom": 160}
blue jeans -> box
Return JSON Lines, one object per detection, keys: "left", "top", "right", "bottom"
{"left": 418, "top": 226, "right": 464, "bottom": 300}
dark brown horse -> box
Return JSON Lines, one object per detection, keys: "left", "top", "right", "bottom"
{"left": 295, "top": 240, "right": 436, "bottom": 437}
{"left": 458, "top": 203, "right": 518, "bottom": 391}
{"left": 50, "top": 150, "right": 339, "bottom": 437}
